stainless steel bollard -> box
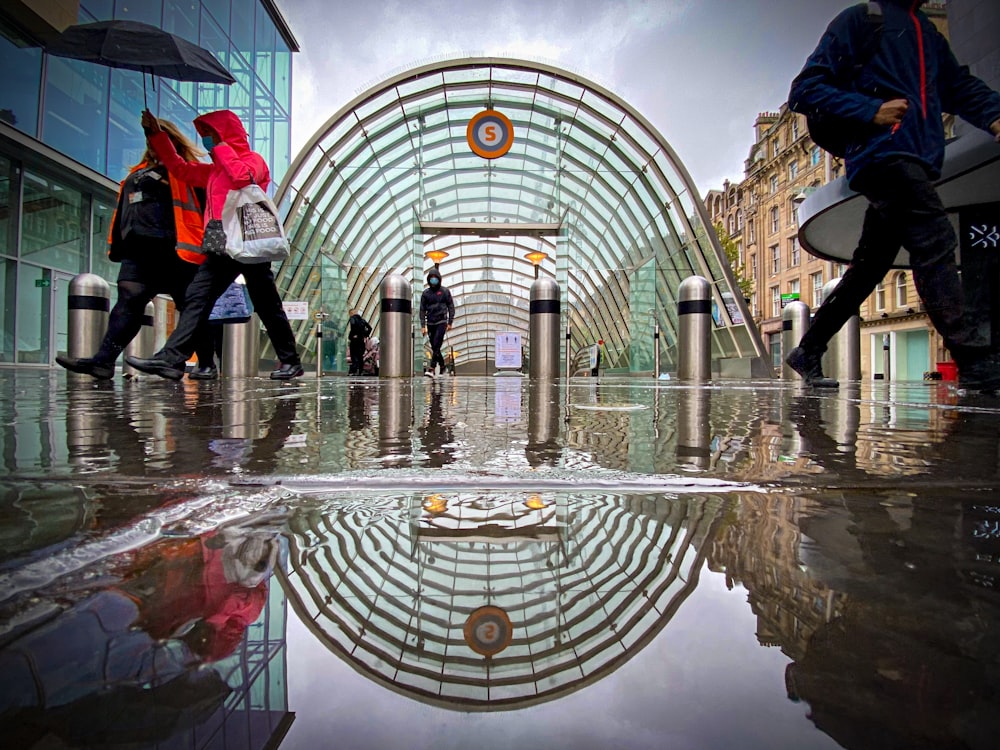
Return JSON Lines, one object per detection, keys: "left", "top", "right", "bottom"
{"left": 820, "top": 278, "right": 861, "bottom": 382}
{"left": 529, "top": 277, "right": 561, "bottom": 379}
{"left": 222, "top": 381, "right": 260, "bottom": 439}
{"left": 653, "top": 318, "right": 661, "bottom": 379}
{"left": 526, "top": 381, "right": 561, "bottom": 467}
{"left": 123, "top": 302, "right": 155, "bottom": 379}
{"left": 677, "top": 276, "right": 712, "bottom": 381}
{"left": 222, "top": 314, "right": 260, "bottom": 377}
{"left": 781, "top": 301, "right": 811, "bottom": 380}
{"left": 67, "top": 273, "right": 110, "bottom": 361}
{"left": 380, "top": 274, "right": 412, "bottom": 378}
{"left": 676, "top": 387, "right": 711, "bottom": 470}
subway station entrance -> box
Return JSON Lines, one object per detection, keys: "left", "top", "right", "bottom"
{"left": 275, "top": 58, "right": 768, "bottom": 376}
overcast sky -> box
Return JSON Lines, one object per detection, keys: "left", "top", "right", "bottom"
{"left": 276, "top": 0, "right": 858, "bottom": 195}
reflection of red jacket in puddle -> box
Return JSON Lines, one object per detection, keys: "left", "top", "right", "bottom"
{"left": 120, "top": 534, "right": 268, "bottom": 662}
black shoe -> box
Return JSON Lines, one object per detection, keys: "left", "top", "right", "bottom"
{"left": 56, "top": 356, "right": 115, "bottom": 380}
{"left": 124, "top": 355, "right": 185, "bottom": 381}
{"left": 785, "top": 346, "right": 839, "bottom": 388}
{"left": 188, "top": 366, "right": 218, "bottom": 381}
{"left": 270, "top": 362, "right": 304, "bottom": 380}
{"left": 958, "top": 352, "right": 1000, "bottom": 393}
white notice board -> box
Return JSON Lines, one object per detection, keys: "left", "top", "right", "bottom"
{"left": 283, "top": 301, "right": 309, "bottom": 320}
{"left": 495, "top": 332, "right": 522, "bottom": 369}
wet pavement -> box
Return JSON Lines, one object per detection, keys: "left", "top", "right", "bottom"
{"left": 1, "top": 369, "right": 999, "bottom": 749}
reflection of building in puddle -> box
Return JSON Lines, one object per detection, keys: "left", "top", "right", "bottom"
{"left": 706, "top": 492, "right": 848, "bottom": 661}
{"left": 282, "top": 491, "right": 723, "bottom": 709}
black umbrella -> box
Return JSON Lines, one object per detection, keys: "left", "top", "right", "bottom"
{"left": 46, "top": 20, "right": 236, "bottom": 108}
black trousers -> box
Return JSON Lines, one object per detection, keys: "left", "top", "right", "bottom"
{"left": 156, "top": 254, "right": 300, "bottom": 367}
{"left": 427, "top": 323, "right": 447, "bottom": 370}
{"left": 348, "top": 337, "right": 365, "bottom": 374}
{"left": 800, "top": 158, "right": 989, "bottom": 361}
{"left": 97, "top": 240, "right": 214, "bottom": 366}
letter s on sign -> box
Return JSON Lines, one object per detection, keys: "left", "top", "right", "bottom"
{"left": 485, "top": 125, "right": 496, "bottom": 142}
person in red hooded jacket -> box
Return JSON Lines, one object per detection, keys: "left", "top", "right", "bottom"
{"left": 126, "top": 109, "right": 303, "bottom": 381}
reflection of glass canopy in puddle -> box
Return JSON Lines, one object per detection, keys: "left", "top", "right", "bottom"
{"left": 279, "top": 492, "right": 721, "bottom": 710}
{"left": 276, "top": 58, "right": 765, "bottom": 371}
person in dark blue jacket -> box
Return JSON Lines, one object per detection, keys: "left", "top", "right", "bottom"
{"left": 786, "top": 0, "right": 1000, "bottom": 390}
{"left": 419, "top": 267, "right": 455, "bottom": 377}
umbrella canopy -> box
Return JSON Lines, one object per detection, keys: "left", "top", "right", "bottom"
{"left": 46, "top": 20, "right": 235, "bottom": 99}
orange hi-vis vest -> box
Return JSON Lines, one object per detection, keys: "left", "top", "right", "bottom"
{"left": 108, "top": 161, "right": 206, "bottom": 265}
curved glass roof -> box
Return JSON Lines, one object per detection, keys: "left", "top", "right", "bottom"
{"left": 276, "top": 58, "right": 765, "bottom": 371}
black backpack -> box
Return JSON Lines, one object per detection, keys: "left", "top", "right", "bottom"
{"left": 797, "top": 2, "right": 884, "bottom": 159}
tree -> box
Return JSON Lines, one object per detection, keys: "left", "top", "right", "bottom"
{"left": 714, "top": 222, "right": 753, "bottom": 300}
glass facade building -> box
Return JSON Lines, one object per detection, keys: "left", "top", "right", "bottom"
{"left": 279, "top": 59, "right": 766, "bottom": 374}
{"left": 0, "top": 0, "right": 296, "bottom": 367}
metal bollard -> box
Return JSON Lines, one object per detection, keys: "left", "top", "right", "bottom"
{"left": 529, "top": 276, "right": 561, "bottom": 379}
{"left": 222, "top": 381, "right": 260, "bottom": 439}
{"left": 653, "top": 317, "right": 661, "bottom": 379}
{"left": 123, "top": 302, "right": 156, "bottom": 379}
{"left": 677, "top": 276, "right": 712, "bottom": 381}
{"left": 314, "top": 310, "right": 328, "bottom": 378}
{"left": 222, "top": 314, "right": 260, "bottom": 377}
{"left": 380, "top": 274, "right": 412, "bottom": 378}
{"left": 781, "top": 301, "right": 811, "bottom": 380}
{"left": 565, "top": 325, "right": 572, "bottom": 380}
{"left": 820, "top": 278, "right": 860, "bottom": 382}
{"left": 67, "top": 273, "right": 110, "bottom": 362}
{"left": 676, "top": 387, "right": 711, "bottom": 470}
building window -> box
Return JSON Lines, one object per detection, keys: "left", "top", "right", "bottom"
{"left": 895, "top": 272, "right": 908, "bottom": 306}
{"left": 769, "top": 174, "right": 778, "bottom": 194}
{"left": 811, "top": 145, "right": 821, "bottom": 166}
{"left": 876, "top": 280, "right": 886, "bottom": 310}
{"left": 835, "top": 262, "right": 848, "bottom": 277}
{"left": 770, "top": 244, "right": 780, "bottom": 275}
{"left": 736, "top": 209, "right": 743, "bottom": 231}
{"left": 750, "top": 291, "right": 758, "bottom": 316}
{"left": 770, "top": 206, "right": 779, "bottom": 233}
{"left": 771, "top": 285, "right": 781, "bottom": 318}
{"left": 728, "top": 216, "right": 735, "bottom": 235}
{"left": 811, "top": 272, "right": 824, "bottom": 307}
{"left": 789, "top": 200, "right": 799, "bottom": 226}
{"left": 750, "top": 253, "right": 758, "bottom": 280}
{"left": 749, "top": 220, "right": 755, "bottom": 244}
{"left": 791, "top": 119, "right": 800, "bottom": 141}
{"left": 788, "top": 161, "right": 799, "bottom": 181}
{"left": 788, "top": 237, "right": 800, "bottom": 267}
{"left": 772, "top": 138, "right": 780, "bottom": 157}
{"left": 788, "top": 279, "right": 800, "bottom": 303}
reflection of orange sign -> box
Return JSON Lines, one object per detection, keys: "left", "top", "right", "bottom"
{"left": 467, "top": 110, "right": 514, "bottom": 159}
{"left": 464, "top": 606, "right": 513, "bottom": 656}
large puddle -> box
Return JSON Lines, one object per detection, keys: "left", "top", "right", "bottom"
{"left": 1, "top": 372, "right": 998, "bottom": 748}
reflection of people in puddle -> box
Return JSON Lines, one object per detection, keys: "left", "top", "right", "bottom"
{"left": 788, "top": 394, "right": 860, "bottom": 477}
{"left": 784, "top": 407, "right": 1000, "bottom": 749}
{"left": 0, "top": 523, "right": 281, "bottom": 746}
{"left": 209, "top": 394, "right": 299, "bottom": 473}
{"left": 348, "top": 382, "right": 373, "bottom": 432}
{"left": 418, "top": 381, "right": 455, "bottom": 468}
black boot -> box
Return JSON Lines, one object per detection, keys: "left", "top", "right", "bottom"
{"left": 124, "top": 355, "right": 186, "bottom": 381}
{"left": 56, "top": 356, "right": 115, "bottom": 380}
{"left": 786, "top": 346, "right": 839, "bottom": 388}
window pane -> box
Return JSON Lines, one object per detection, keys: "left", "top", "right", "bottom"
{"left": 17, "top": 265, "right": 51, "bottom": 364}
{"left": 0, "top": 35, "right": 41, "bottom": 137}
{"left": 199, "top": 9, "right": 230, "bottom": 112}
{"left": 163, "top": 0, "right": 198, "bottom": 43}
{"left": 203, "top": 0, "right": 230, "bottom": 29}
{"left": 42, "top": 56, "right": 109, "bottom": 172}
{"left": 91, "top": 199, "right": 116, "bottom": 282}
{"left": 231, "top": 0, "right": 254, "bottom": 62}
{"left": 21, "top": 170, "right": 86, "bottom": 272}
{"left": 0, "top": 258, "right": 14, "bottom": 362}
{"left": 107, "top": 69, "right": 146, "bottom": 181}
{"left": 114, "top": 0, "right": 162, "bottom": 24}
{"left": 0, "top": 155, "right": 11, "bottom": 256}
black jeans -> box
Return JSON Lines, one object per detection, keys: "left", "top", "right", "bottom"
{"left": 426, "top": 323, "right": 447, "bottom": 370}
{"left": 156, "top": 254, "right": 300, "bottom": 368}
{"left": 800, "top": 158, "right": 988, "bottom": 360}
{"left": 97, "top": 239, "right": 214, "bottom": 366}
{"left": 348, "top": 337, "right": 365, "bottom": 374}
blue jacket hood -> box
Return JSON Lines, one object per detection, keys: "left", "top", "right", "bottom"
{"left": 789, "top": 0, "right": 1000, "bottom": 183}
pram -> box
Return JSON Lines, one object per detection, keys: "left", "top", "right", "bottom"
{"left": 362, "top": 337, "right": 379, "bottom": 376}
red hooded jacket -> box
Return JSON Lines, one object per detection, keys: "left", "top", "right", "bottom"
{"left": 149, "top": 109, "right": 271, "bottom": 227}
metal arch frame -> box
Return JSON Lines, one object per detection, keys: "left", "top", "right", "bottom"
{"left": 275, "top": 57, "right": 766, "bottom": 370}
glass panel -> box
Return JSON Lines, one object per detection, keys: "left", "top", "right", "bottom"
{"left": 156, "top": 86, "right": 199, "bottom": 145}
{"left": 81, "top": 0, "right": 113, "bottom": 19}
{"left": 21, "top": 171, "right": 85, "bottom": 273}
{"left": 53, "top": 271, "right": 72, "bottom": 360}
{"left": 114, "top": 0, "right": 162, "bottom": 24}
{"left": 255, "top": 2, "right": 275, "bottom": 88}
{"left": 0, "top": 258, "right": 14, "bottom": 362}
{"left": 0, "top": 35, "right": 41, "bottom": 137}
{"left": 91, "top": 199, "right": 116, "bottom": 282}
{"left": 203, "top": 0, "right": 230, "bottom": 29}
{"left": 231, "top": 0, "right": 254, "bottom": 63}
{"left": 17, "top": 265, "right": 51, "bottom": 364}
{"left": 107, "top": 69, "right": 145, "bottom": 181}
{"left": 274, "top": 38, "right": 291, "bottom": 113}
{"left": 163, "top": 0, "right": 198, "bottom": 43}
{"left": 0, "top": 155, "right": 11, "bottom": 257}
{"left": 199, "top": 9, "right": 230, "bottom": 112}
{"left": 42, "top": 57, "right": 109, "bottom": 172}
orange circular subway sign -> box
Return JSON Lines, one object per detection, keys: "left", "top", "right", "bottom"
{"left": 463, "top": 605, "right": 513, "bottom": 656}
{"left": 467, "top": 110, "right": 514, "bottom": 159}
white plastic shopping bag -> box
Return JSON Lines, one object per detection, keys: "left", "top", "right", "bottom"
{"left": 220, "top": 183, "right": 290, "bottom": 263}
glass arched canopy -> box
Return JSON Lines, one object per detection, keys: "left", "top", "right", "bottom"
{"left": 275, "top": 57, "right": 765, "bottom": 373}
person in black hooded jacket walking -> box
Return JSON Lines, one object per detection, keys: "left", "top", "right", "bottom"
{"left": 786, "top": 0, "right": 1000, "bottom": 391}
{"left": 419, "top": 267, "right": 454, "bottom": 377}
